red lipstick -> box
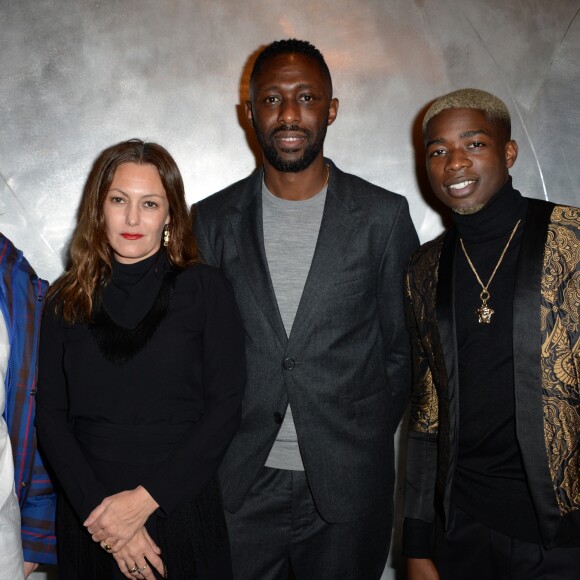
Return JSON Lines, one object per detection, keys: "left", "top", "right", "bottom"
{"left": 120, "top": 234, "right": 143, "bottom": 240}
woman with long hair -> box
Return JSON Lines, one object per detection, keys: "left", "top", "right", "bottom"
{"left": 36, "top": 139, "right": 245, "bottom": 579}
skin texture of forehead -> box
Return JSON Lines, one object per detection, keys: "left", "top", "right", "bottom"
{"left": 250, "top": 52, "right": 332, "bottom": 98}
{"left": 425, "top": 107, "right": 508, "bottom": 148}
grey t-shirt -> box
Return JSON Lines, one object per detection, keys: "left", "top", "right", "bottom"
{"left": 262, "top": 180, "right": 327, "bottom": 471}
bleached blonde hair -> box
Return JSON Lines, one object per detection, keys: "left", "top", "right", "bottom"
{"left": 423, "top": 88, "right": 511, "bottom": 141}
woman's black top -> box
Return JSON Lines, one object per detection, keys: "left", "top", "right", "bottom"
{"left": 36, "top": 254, "right": 246, "bottom": 523}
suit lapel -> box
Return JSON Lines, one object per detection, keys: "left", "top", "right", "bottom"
{"left": 436, "top": 228, "right": 458, "bottom": 386}
{"left": 436, "top": 228, "right": 460, "bottom": 513}
{"left": 230, "top": 175, "right": 288, "bottom": 348}
{"left": 513, "top": 200, "right": 553, "bottom": 394}
{"left": 288, "top": 163, "right": 357, "bottom": 344}
{"left": 513, "top": 200, "right": 559, "bottom": 522}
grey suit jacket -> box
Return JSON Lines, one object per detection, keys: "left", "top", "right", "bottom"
{"left": 194, "top": 159, "right": 419, "bottom": 523}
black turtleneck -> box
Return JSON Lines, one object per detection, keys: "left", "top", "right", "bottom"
{"left": 452, "top": 178, "right": 541, "bottom": 543}
{"left": 103, "top": 250, "right": 169, "bottom": 329}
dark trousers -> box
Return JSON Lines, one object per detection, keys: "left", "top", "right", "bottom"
{"left": 224, "top": 467, "right": 392, "bottom": 580}
{"left": 435, "top": 505, "right": 580, "bottom": 580}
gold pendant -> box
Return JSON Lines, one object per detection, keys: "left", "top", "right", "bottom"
{"left": 476, "top": 302, "right": 494, "bottom": 324}
{"left": 460, "top": 221, "right": 520, "bottom": 326}
{"left": 476, "top": 289, "right": 494, "bottom": 323}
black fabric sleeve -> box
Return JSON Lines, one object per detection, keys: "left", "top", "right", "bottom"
{"left": 35, "top": 306, "right": 109, "bottom": 521}
{"left": 377, "top": 197, "right": 420, "bottom": 428}
{"left": 142, "top": 269, "right": 246, "bottom": 515}
{"left": 403, "top": 261, "right": 440, "bottom": 556}
{"left": 403, "top": 517, "right": 435, "bottom": 558}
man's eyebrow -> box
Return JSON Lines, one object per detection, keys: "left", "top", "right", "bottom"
{"left": 460, "top": 129, "right": 489, "bottom": 138}
{"left": 257, "top": 82, "right": 316, "bottom": 92}
{"left": 426, "top": 129, "right": 490, "bottom": 148}
{"left": 425, "top": 137, "right": 444, "bottom": 148}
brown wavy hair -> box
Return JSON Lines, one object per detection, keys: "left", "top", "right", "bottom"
{"left": 48, "top": 139, "right": 201, "bottom": 323}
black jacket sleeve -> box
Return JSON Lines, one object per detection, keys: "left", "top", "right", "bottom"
{"left": 36, "top": 306, "right": 109, "bottom": 521}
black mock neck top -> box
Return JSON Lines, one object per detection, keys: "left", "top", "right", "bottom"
{"left": 102, "top": 250, "right": 167, "bottom": 329}
{"left": 452, "top": 178, "right": 541, "bottom": 542}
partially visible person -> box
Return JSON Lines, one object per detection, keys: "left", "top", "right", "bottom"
{"left": 36, "top": 139, "right": 246, "bottom": 579}
{"left": 404, "top": 88, "right": 580, "bottom": 580}
{"left": 0, "top": 234, "right": 57, "bottom": 579}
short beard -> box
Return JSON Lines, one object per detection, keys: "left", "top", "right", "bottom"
{"left": 255, "top": 123, "right": 327, "bottom": 173}
{"left": 452, "top": 204, "right": 485, "bottom": 215}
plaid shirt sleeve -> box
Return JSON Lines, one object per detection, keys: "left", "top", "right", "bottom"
{"left": 2, "top": 236, "right": 57, "bottom": 564}
{"left": 20, "top": 442, "right": 57, "bottom": 564}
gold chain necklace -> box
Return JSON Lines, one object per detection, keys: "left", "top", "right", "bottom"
{"left": 459, "top": 219, "right": 521, "bottom": 324}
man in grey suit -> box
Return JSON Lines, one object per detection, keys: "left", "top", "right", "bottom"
{"left": 194, "top": 39, "right": 419, "bottom": 580}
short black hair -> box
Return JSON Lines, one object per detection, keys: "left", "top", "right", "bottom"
{"left": 250, "top": 39, "right": 332, "bottom": 95}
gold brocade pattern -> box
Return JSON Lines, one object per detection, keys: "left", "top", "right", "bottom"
{"left": 541, "top": 206, "right": 580, "bottom": 515}
{"left": 409, "top": 356, "right": 439, "bottom": 434}
{"left": 406, "top": 238, "right": 443, "bottom": 435}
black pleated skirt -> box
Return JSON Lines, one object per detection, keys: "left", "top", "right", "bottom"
{"left": 56, "top": 476, "right": 232, "bottom": 580}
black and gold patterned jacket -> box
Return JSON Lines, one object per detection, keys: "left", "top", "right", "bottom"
{"left": 404, "top": 199, "right": 580, "bottom": 548}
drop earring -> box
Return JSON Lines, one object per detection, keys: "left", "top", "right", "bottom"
{"left": 163, "top": 224, "right": 170, "bottom": 247}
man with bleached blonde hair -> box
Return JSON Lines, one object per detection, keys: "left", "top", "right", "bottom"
{"left": 404, "top": 88, "right": 580, "bottom": 579}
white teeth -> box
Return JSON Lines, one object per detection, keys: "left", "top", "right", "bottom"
{"left": 448, "top": 180, "right": 475, "bottom": 190}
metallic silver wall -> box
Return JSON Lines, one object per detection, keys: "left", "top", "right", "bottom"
{"left": 2, "top": 0, "right": 579, "bottom": 284}
{"left": 2, "top": 1, "right": 578, "bottom": 578}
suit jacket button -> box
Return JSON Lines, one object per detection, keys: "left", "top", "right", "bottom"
{"left": 273, "top": 412, "right": 283, "bottom": 424}
{"left": 282, "top": 357, "right": 295, "bottom": 370}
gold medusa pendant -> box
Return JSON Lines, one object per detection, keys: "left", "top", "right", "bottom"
{"left": 476, "top": 303, "right": 494, "bottom": 324}
{"left": 476, "top": 289, "right": 494, "bottom": 324}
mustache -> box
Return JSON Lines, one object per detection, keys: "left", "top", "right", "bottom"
{"left": 270, "top": 124, "right": 311, "bottom": 137}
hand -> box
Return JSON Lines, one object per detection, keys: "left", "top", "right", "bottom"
{"left": 84, "top": 486, "right": 159, "bottom": 551}
{"left": 112, "top": 527, "right": 165, "bottom": 579}
{"left": 407, "top": 558, "right": 440, "bottom": 580}
{"left": 23, "top": 562, "right": 39, "bottom": 579}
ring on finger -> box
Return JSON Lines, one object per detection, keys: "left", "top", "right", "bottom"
{"left": 102, "top": 542, "right": 112, "bottom": 551}
{"left": 129, "top": 564, "right": 139, "bottom": 573}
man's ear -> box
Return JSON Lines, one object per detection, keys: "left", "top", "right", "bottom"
{"left": 505, "top": 139, "right": 518, "bottom": 169}
{"left": 327, "top": 98, "right": 339, "bottom": 126}
{"left": 245, "top": 101, "right": 254, "bottom": 127}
